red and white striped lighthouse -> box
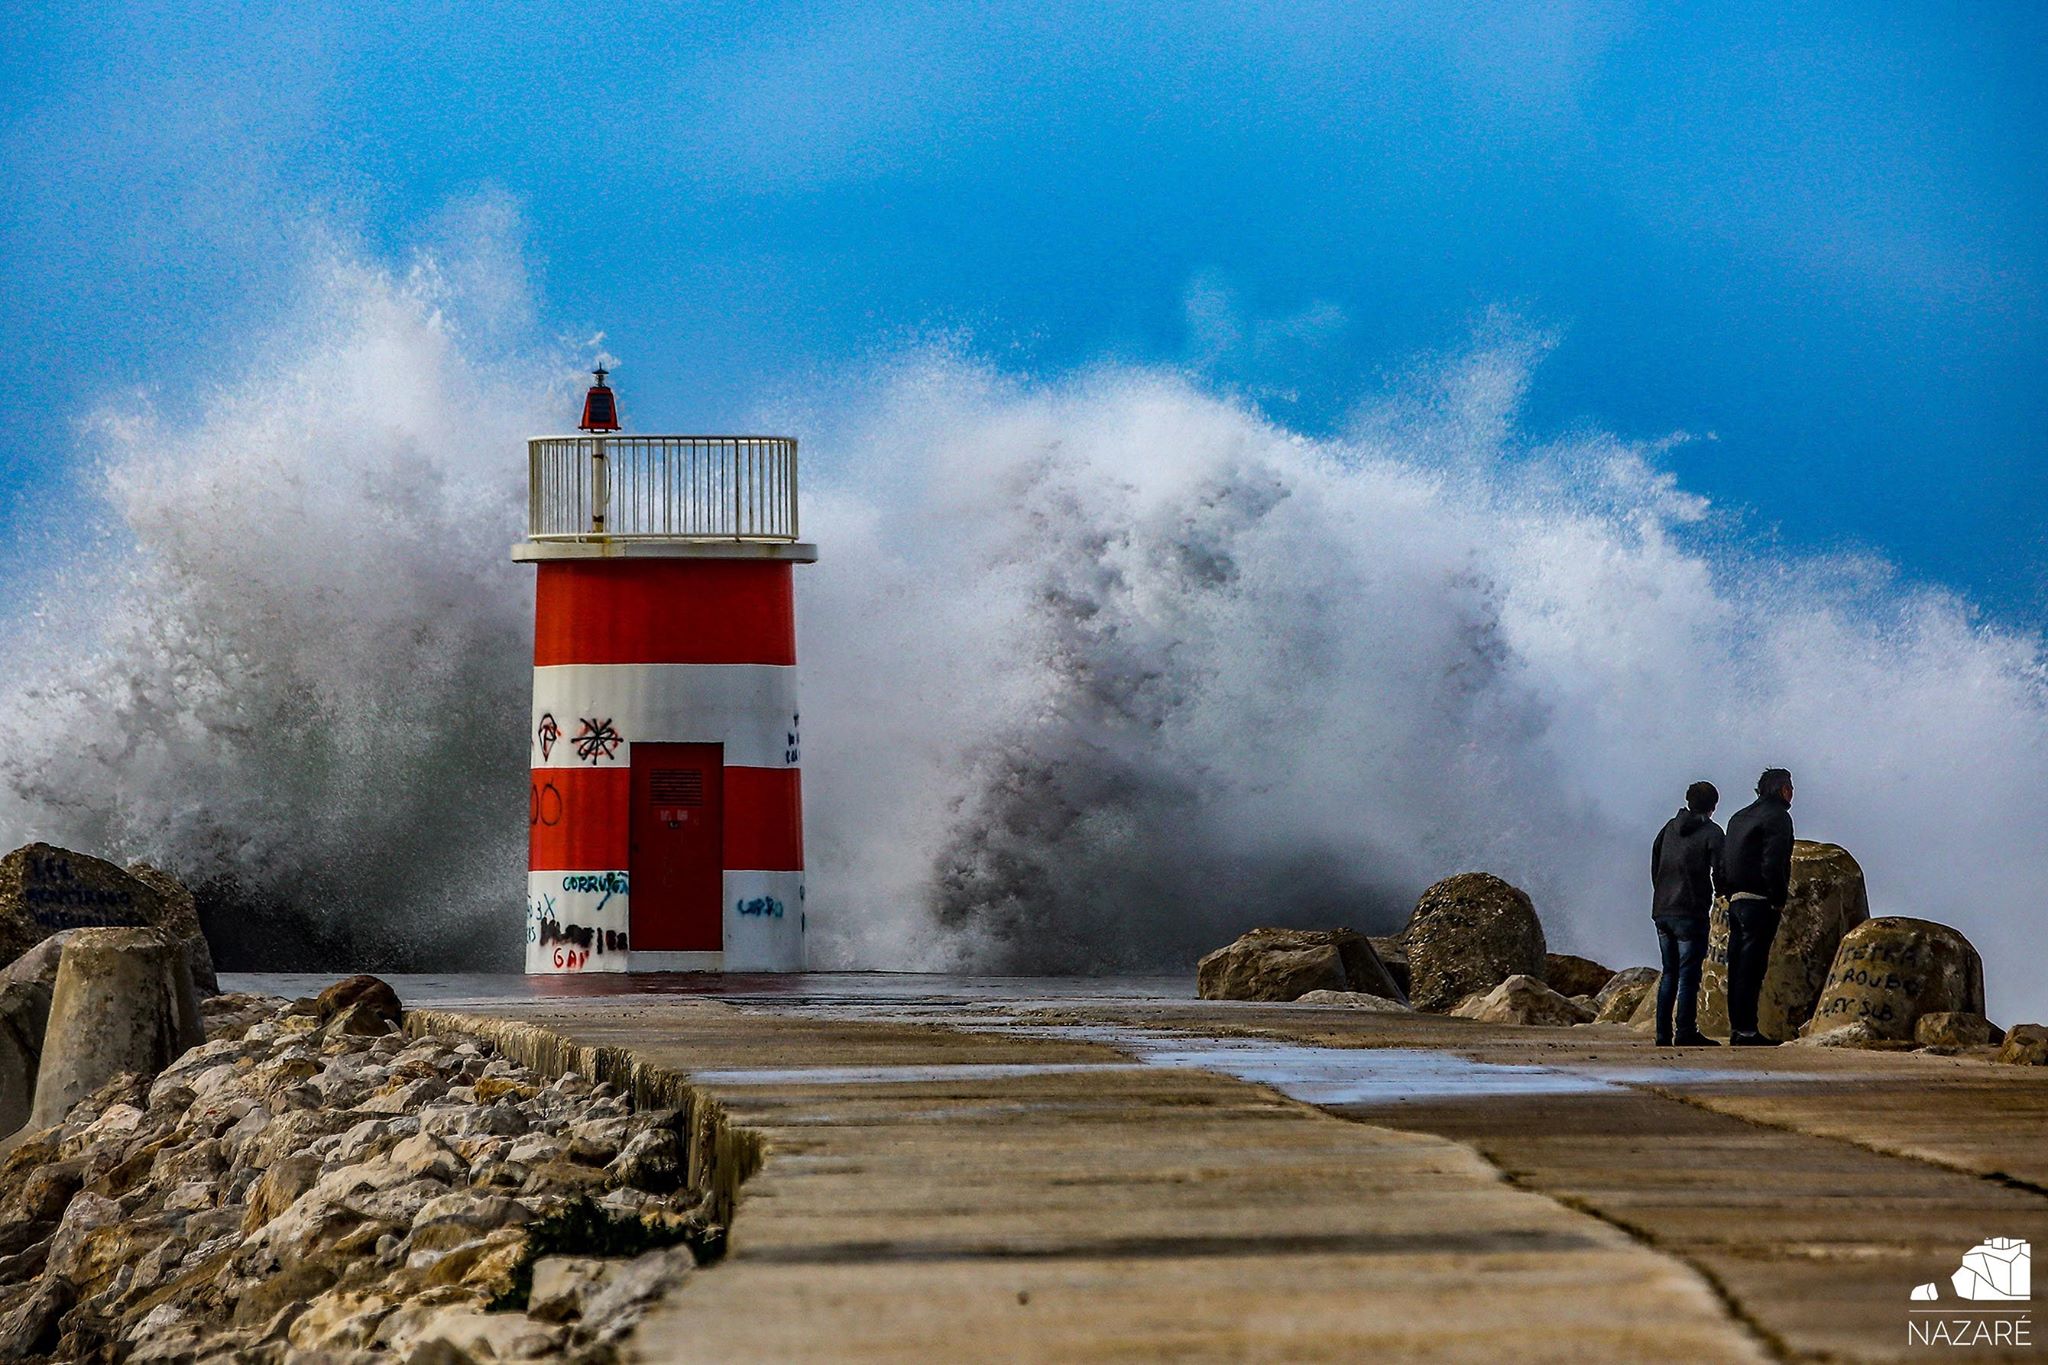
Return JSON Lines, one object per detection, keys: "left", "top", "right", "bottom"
{"left": 517, "top": 371, "right": 814, "bottom": 973}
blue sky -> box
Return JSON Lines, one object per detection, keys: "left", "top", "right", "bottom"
{"left": 4, "top": 1, "right": 2045, "bottom": 621}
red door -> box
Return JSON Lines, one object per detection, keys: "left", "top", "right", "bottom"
{"left": 629, "top": 743, "right": 724, "bottom": 951}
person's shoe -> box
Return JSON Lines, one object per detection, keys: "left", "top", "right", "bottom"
{"left": 1729, "top": 1031, "right": 1781, "bottom": 1047}
{"left": 1675, "top": 1032, "right": 1720, "bottom": 1047}
{"left": 1656, "top": 1034, "right": 1674, "bottom": 1047}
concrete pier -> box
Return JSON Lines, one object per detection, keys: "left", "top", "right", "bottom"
{"left": 404, "top": 979, "right": 2048, "bottom": 1362}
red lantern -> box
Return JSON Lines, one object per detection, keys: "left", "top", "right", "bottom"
{"left": 579, "top": 367, "right": 620, "bottom": 432}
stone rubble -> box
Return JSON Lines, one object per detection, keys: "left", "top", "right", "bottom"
{"left": 1449, "top": 974, "right": 1595, "bottom": 1027}
{"left": 0, "top": 988, "right": 713, "bottom": 1364}
{"left": 1290, "top": 990, "right": 1412, "bottom": 1012}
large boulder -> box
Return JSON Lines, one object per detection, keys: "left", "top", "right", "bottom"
{"left": 1802, "top": 917, "right": 1984, "bottom": 1043}
{"left": 1450, "top": 974, "right": 1593, "bottom": 1027}
{"left": 1197, "top": 928, "right": 1405, "bottom": 1004}
{"left": 1593, "top": 967, "right": 1659, "bottom": 1023}
{"left": 0, "top": 846, "right": 215, "bottom": 997}
{"left": 1399, "top": 873, "right": 1545, "bottom": 1012}
{"left": 1544, "top": 954, "right": 1614, "bottom": 1000}
{"left": 24, "top": 928, "right": 203, "bottom": 1133}
{"left": 1697, "top": 841, "right": 1869, "bottom": 1040}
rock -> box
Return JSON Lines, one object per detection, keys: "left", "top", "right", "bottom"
{"left": 388, "top": 1132, "right": 465, "bottom": 1184}
{"left": 0, "top": 844, "right": 213, "bottom": 999}
{"left": 564, "top": 1116, "right": 633, "bottom": 1164}
{"left": 1367, "top": 936, "right": 1409, "bottom": 998}
{"left": 44, "top": 1190, "right": 122, "bottom": 1280}
{"left": 1449, "top": 974, "right": 1593, "bottom": 1027}
{"left": 1195, "top": 928, "right": 1405, "bottom": 1004}
{"left": 122, "top": 863, "right": 217, "bottom": 996}
{"left": 578, "top": 1245, "right": 694, "bottom": 1343}
{"left": 382, "top": 1304, "right": 563, "bottom": 1361}
{"left": 1994, "top": 1024, "right": 2048, "bottom": 1066}
{"left": 474, "top": 1076, "right": 536, "bottom": 1104}
{"left": 1399, "top": 873, "right": 1546, "bottom": 1012}
{"left": 25, "top": 928, "right": 203, "bottom": 1133}
{"left": 1544, "top": 953, "right": 1615, "bottom": 1000}
{"left": 287, "top": 1286, "right": 399, "bottom": 1351}
{"left": 320, "top": 999, "right": 398, "bottom": 1041}
{"left": 1802, "top": 917, "right": 1985, "bottom": 1042}
{"left": 314, "top": 975, "right": 402, "bottom": 1029}
{"left": 1914, "top": 1012, "right": 2002, "bottom": 1049}
{"left": 527, "top": 1254, "right": 618, "bottom": 1322}
{"left": 0, "top": 1278, "right": 70, "bottom": 1359}
{"left": 409, "top": 1193, "right": 533, "bottom": 1254}
{"left": 248, "top": 1162, "right": 331, "bottom": 1236}
{"left": 608, "top": 1124, "right": 683, "bottom": 1193}
{"left": 1593, "top": 967, "right": 1659, "bottom": 1023}
{"left": 1291, "top": 990, "right": 1412, "bottom": 1012}
{"left": 1697, "top": 840, "right": 1870, "bottom": 1040}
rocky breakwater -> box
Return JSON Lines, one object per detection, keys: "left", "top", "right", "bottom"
{"left": 0, "top": 977, "right": 720, "bottom": 1364}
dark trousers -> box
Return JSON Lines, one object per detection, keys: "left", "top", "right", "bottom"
{"left": 1725, "top": 897, "right": 1781, "bottom": 1037}
{"left": 1655, "top": 922, "right": 1706, "bottom": 1043}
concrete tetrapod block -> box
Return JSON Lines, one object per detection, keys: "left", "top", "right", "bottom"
{"left": 25, "top": 928, "right": 202, "bottom": 1134}
{"left": 1697, "top": 840, "right": 1869, "bottom": 1040}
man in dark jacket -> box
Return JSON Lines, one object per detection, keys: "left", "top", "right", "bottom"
{"left": 1719, "top": 767, "right": 1795, "bottom": 1046}
{"left": 1651, "top": 781, "right": 1724, "bottom": 1046}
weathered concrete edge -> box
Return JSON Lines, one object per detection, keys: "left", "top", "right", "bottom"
{"left": 403, "top": 1008, "right": 763, "bottom": 1230}
{"left": 1636, "top": 1080, "right": 2048, "bottom": 1198}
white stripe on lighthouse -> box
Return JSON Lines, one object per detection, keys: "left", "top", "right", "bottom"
{"left": 530, "top": 663, "right": 800, "bottom": 770}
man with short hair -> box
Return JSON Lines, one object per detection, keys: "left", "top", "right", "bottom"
{"left": 1719, "top": 767, "right": 1796, "bottom": 1046}
{"left": 1651, "top": 781, "right": 1723, "bottom": 1047}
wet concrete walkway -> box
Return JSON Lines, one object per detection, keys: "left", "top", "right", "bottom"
{"left": 397, "top": 978, "right": 2048, "bottom": 1362}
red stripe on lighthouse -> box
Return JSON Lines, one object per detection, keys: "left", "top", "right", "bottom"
{"left": 529, "top": 768, "right": 631, "bottom": 869}
{"left": 535, "top": 561, "right": 796, "bottom": 666}
{"left": 723, "top": 766, "right": 805, "bottom": 870}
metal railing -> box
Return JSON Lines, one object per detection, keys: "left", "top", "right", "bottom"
{"left": 527, "top": 436, "right": 799, "bottom": 541}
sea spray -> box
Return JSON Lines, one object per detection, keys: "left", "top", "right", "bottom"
{"left": 797, "top": 353, "right": 2048, "bottom": 1021}
{"left": 2, "top": 237, "right": 2045, "bottom": 1026}
{"left": 0, "top": 247, "right": 559, "bottom": 967}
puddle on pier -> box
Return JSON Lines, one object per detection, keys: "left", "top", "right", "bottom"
{"left": 684, "top": 1019, "right": 1814, "bottom": 1108}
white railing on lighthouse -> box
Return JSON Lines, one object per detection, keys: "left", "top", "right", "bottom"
{"left": 527, "top": 436, "right": 799, "bottom": 541}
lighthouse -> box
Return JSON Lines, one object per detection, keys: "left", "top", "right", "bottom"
{"left": 518, "top": 370, "right": 814, "bottom": 973}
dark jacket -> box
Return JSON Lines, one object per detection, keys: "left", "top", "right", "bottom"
{"left": 1651, "top": 810, "right": 1723, "bottom": 925}
{"left": 1721, "top": 794, "right": 1794, "bottom": 909}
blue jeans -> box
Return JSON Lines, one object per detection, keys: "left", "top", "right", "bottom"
{"left": 1655, "top": 922, "right": 1707, "bottom": 1043}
